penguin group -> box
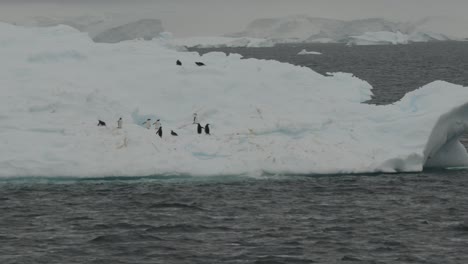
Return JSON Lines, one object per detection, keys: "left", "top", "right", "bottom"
{"left": 196, "top": 123, "right": 210, "bottom": 135}
{"left": 98, "top": 113, "right": 211, "bottom": 138}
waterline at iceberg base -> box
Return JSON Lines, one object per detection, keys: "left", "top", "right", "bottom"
{"left": 0, "top": 23, "right": 467, "bottom": 178}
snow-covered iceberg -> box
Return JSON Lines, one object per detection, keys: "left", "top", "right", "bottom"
{"left": 1, "top": 23, "right": 467, "bottom": 178}
{"left": 347, "top": 31, "right": 410, "bottom": 45}
{"left": 297, "top": 49, "right": 322, "bottom": 55}
{"left": 172, "top": 36, "right": 275, "bottom": 48}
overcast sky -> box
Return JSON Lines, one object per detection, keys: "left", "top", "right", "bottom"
{"left": 1, "top": 0, "right": 467, "bottom": 37}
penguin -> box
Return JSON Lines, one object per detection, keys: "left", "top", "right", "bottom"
{"left": 176, "top": 60, "right": 182, "bottom": 66}
{"left": 195, "top": 62, "right": 205, "bottom": 66}
{"left": 156, "top": 126, "right": 162, "bottom": 138}
{"left": 117, "top": 117, "right": 122, "bottom": 129}
{"left": 193, "top": 113, "right": 198, "bottom": 124}
{"left": 97, "top": 120, "right": 106, "bottom": 126}
{"left": 142, "top": 118, "right": 151, "bottom": 129}
{"left": 171, "top": 130, "right": 178, "bottom": 136}
{"left": 204, "top": 124, "right": 210, "bottom": 135}
{"left": 197, "top": 123, "right": 203, "bottom": 134}
{"left": 153, "top": 119, "right": 161, "bottom": 131}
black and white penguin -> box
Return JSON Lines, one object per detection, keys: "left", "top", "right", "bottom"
{"left": 176, "top": 60, "right": 182, "bottom": 66}
{"left": 117, "top": 117, "right": 122, "bottom": 129}
{"left": 97, "top": 120, "right": 106, "bottom": 126}
{"left": 171, "top": 130, "right": 178, "bottom": 136}
{"left": 197, "top": 123, "right": 203, "bottom": 134}
{"left": 153, "top": 119, "right": 161, "bottom": 131}
{"left": 193, "top": 113, "right": 198, "bottom": 124}
{"left": 142, "top": 118, "right": 151, "bottom": 129}
{"left": 156, "top": 126, "right": 162, "bottom": 138}
{"left": 204, "top": 124, "right": 210, "bottom": 135}
{"left": 195, "top": 62, "right": 205, "bottom": 66}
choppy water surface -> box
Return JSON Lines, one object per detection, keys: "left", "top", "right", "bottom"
{"left": 2, "top": 42, "right": 468, "bottom": 263}
{"left": 1, "top": 171, "right": 468, "bottom": 264}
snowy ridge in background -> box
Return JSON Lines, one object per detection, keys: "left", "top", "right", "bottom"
{"left": 2, "top": 15, "right": 467, "bottom": 46}
{"left": 0, "top": 23, "right": 468, "bottom": 178}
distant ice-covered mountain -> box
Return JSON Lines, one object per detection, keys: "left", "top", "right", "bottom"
{"left": 3, "top": 14, "right": 466, "bottom": 46}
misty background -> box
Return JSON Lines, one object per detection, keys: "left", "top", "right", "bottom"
{"left": 1, "top": 0, "right": 468, "bottom": 38}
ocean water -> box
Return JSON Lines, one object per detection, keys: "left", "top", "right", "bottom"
{"left": 2, "top": 42, "right": 468, "bottom": 264}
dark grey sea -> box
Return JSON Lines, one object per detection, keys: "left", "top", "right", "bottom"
{"left": 1, "top": 42, "right": 468, "bottom": 264}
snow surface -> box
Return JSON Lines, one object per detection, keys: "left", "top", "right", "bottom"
{"left": 1, "top": 23, "right": 468, "bottom": 178}
{"left": 297, "top": 49, "right": 322, "bottom": 55}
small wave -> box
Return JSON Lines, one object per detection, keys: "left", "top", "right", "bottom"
{"left": 88, "top": 223, "right": 154, "bottom": 230}
{"left": 64, "top": 216, "right": 93, "bottom": 221}
{"left": 452, "top": 223, "right": 468, "bottom": 232}
{"left": 89, "top": 232, "right": 163, "bottom": 243}
{"left": 146, "top": 223, "right": 231, "bottom": 233}
{"left": 149, "top": 202, "right": 206, "bottom": 211}
{"left": 255, "top": 255, "right": 316, "bottom": 264}
{"left": 341, "top": 255, "right": 362, "bottom": 262}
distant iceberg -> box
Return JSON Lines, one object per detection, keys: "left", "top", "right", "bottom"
{"left": 173, "top": 36, "right": 275, "bottom": 48}
{"left": 347, "top": 31, "right": 409, "bottom": 45}
{"left": 346, "top": 31, "right": 451, "bottom": 46}
{"left": 297, "top": 49, "right": 322, "bottom": 55}
{"left": 0, "top": 23, "right": 467, "bottom": 178}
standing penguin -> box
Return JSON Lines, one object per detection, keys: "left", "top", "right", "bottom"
{"left": 193, "top": 113, "right": 198, "bottom": 124}
{"left": 156, "top": 126, "right": 162, "bottom": 138}
{"left": 142, "top": 119, "right": 151, "bottom": 129}
{"left": 197, "top": 123, "right": 203, "bottom": 134}
{"left": 171, "top": 130, "right": 178, "bottom": 136}
{"left": 204, "top": 124, "right": 210, "bottom": 135}
{"left": 117, "top": 117, "right": 122, "bottom": 129}
{"left": 153, "top": 119, "right": 161, "bottom": 131}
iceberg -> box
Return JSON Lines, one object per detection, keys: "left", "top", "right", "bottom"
{"left": 346, "top": 31, "right": 451, "bottom": 46}
{"left": 0, "top": 23, "right": 467, "bottom": 178}
{"left": 172, "top": 36, "right": 275, "bottom": 48}
{"left": 347, "top": 31, "right": 410, "bottom": 46}
{"left": 297, "top": 49, "right": 322, "bottom": 55}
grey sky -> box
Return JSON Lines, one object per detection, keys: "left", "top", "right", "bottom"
{"left": 1, "top": 0, "right": 467, "bottom": 37}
